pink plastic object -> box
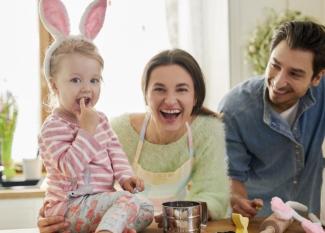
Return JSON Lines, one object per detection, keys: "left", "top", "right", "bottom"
{"left": 270, "top": 197, "right": 325, "bottom": 233}
{"left": 301, "top": 219, "right": 325, "bottom": 233}
{"left": 271, "top": 196, "right": 294, "bottom": 220}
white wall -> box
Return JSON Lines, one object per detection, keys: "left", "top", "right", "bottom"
{"left": 228, "top": 0, "right": 325, "bottom": 87}
{"left": 169, "top": 0, "right": 230, "bottom": 111}
{"left": 201, "top": 0, "right": 230, "bottom": 111}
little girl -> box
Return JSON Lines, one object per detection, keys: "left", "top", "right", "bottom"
{"left": 38, "top": 0, "right": 153, "bottom": 232}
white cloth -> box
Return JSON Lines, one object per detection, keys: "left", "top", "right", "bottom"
{"left": 279, "top": 101, "right": 299, "bottom": 127}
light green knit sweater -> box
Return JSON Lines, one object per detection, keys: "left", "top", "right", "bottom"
{"left": 111, "top": 114, "right": 230, "bottom": 220}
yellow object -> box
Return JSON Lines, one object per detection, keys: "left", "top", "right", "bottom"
{"left": 255, "top": 204, "right": 262, "bottom": 211}
{"left": 232, "top": 213, "right": 249, "bottom": 233}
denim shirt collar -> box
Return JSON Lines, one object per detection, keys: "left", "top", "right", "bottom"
{"left": 262, "top": 81, "right": 316, "bottom": 139}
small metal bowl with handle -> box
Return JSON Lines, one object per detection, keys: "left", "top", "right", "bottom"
{"left": 162, "top": 201, "right": 208, "bottom": 233}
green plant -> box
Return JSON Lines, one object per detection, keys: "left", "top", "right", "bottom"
{"left": 246, "top": 9, "right": 311, "bottom": 75}
{"left": 0, "top": 90, "right": 18, "bottom": 178}
{"left": 0, "top": 91, "right": 17, "bottom": 138}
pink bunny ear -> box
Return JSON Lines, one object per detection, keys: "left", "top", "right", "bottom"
{"left": 39, "top": 0, "right": 70, "bottom": 38}
{"left": 80, "top": 0, "right": 107, "bottom": 40}
{"left": 271, "top": 196, "right": 294, "bottom": 220}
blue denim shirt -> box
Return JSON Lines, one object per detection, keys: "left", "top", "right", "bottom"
{"left": 218, "top": 77, "right": 325, "bottom": 216}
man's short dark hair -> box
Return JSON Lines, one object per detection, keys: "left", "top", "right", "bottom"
{"left": 270, "top": 21, "right": 325, "bottom": 77}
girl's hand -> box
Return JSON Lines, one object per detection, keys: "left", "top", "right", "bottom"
{"left": 38, "top": 207, "right": 70, "bottom": 233}
{"left": 154, "top": 214, "right": 163, "bottom": 228}
{"left": 122, "top": 176, "right": 144, "bottom": 193}
{"left": 77, "top": 97, "right": 99, "bottom": 135}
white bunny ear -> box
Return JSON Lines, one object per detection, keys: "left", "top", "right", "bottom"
{"left": 39, "top": 0, "right": 70, "bottom": 39}
{"left": 80, "top": 0, "right": 107, "bottom": 40}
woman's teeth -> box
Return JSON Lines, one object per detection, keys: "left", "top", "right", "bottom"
{"left": 160, "top": 109, "right": 181, "bottom": 118}
{"left": 162, "top": 109, "right": 180, "bottom": 114}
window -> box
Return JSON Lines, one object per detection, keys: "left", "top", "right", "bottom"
{"left": 94, "top": 0, "right": 171, "bottom": 116}
{"left": 1, "top": 0, "right": 170, "bottom": 161}
{"left": 0, "top": 1, "right": 39, "bottom": 161}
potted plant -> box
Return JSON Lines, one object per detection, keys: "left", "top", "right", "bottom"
{"left": 246, "top": 9, "right": 311, "bottom": 75}
{"left": 0, "top": 90, "right": 18, "bottom": 179}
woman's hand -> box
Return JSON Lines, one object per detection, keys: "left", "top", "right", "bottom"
{"left": 122, "top": 176, "right": 144, "bottom": 193}
{"left": 38, "top": 207, "right": 70, "bottom": 233}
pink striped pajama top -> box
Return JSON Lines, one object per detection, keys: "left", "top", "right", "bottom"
{"left": 38, "top": 109, "right": 134, "bottom": 216}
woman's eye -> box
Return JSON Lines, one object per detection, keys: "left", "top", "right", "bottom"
{"left": 154, "top": 87, "right": 165, "bottom": 92}
{"left": 177, "top": 88, "right": 188, "bottom": 92}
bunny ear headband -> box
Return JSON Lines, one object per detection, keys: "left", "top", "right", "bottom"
{"left": 39, "top": 0, "right": 107, "bottom": 80}
{"left": 271, "top": 196, "right": 325, "bottom": 233}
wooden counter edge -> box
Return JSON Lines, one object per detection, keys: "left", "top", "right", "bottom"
{"left": 0, "top": 188, "right": 45, "bottom": 199}
{"left": 144, "top": 217, "right": 306, "bottom": 233}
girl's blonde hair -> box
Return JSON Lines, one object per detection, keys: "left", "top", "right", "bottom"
{"left": 48, "top": 37, "right": 104, "bottom": 81}
{"left": 45, "top": 38, "right": 104, "bottom": 110}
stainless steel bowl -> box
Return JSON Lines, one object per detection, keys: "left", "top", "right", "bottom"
{"left": 162, "top": 201, "right": 204, "bottom": 233}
